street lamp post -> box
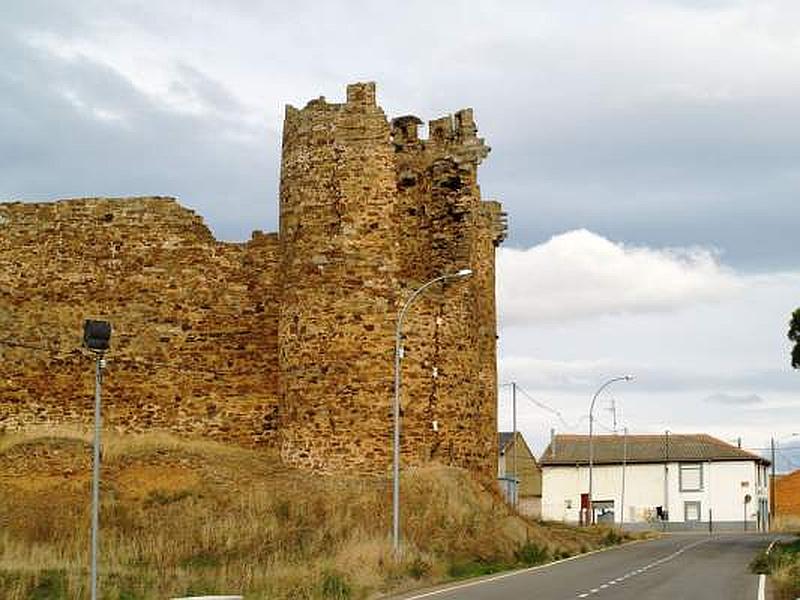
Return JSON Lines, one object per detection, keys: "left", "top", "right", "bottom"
{"left": 588, "top": 375, "right": 632, "bottom": 525}
{"left": 83, "top": 320, "right": 112, "bottom": 600}
{"left": 392, "top": 268, "right": 472, "bottom": 555}
{"left": 620, "top": 426, "right": 628, "bottom": 527}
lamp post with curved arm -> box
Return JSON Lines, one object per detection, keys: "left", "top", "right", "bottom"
{"left": 588, "top": 375, "right": 633, "bottom": 525}
{"left": 392, "top": 268, "right": 472, "bottom": 554}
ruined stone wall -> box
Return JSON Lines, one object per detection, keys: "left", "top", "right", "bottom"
{"left": 0, "top": 82, "right": 505, "bottom": 480}
{"left": 389, "top": 107, "right": 507, "bottom": 479}
{"left": 278, "top": 83, "right": 400, "bottom": 473}
{"left": 277, "top": 83, "right": 506, "bottom": 479}
{"left": 0, "top": 198, "right": 281, "bottom": 445}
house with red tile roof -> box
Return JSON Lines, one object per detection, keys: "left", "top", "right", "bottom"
{"left": 540, "top": 433, "right": 770, "bottom": 531}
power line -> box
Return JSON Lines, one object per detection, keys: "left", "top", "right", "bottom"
{"left": 775, "top": 448, "right": 800, "bottom": 470}
{"left": 515, "top": 384, "right": 571, "bottom": 428}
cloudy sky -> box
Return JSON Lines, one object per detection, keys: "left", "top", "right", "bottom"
{"left": 2, "top": 1, "right": 798, "bottom": 468}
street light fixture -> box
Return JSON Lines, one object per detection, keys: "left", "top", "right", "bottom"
{"left": 83, "top": 319, "right": 111, "bottom": 600}
{"left": 587, "top": 375, "right": 632, "bottom": 525}
{"left": 392, "top": 268, "right": 472, "bottom": 555}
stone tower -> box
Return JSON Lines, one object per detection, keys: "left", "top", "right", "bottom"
{"left": 278, "top": 82, "right": 506, "bottom": 478}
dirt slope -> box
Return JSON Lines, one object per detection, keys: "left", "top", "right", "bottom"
{"left": 0, "top": 428, "right": 629, "bottom": 599}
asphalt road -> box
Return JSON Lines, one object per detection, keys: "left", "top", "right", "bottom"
{"left": 395, "top": 533, "right": 781, "bottom": 600}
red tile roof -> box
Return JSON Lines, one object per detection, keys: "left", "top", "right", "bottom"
{"left": 540, "top": 433, "right": 768, "bottom": 466}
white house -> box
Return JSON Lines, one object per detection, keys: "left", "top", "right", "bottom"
{"left": 540, "top": 433, "right": 770, "bottom": 531}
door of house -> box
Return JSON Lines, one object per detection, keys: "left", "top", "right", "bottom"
{"left": 594, "top": 500, "right": 615, "bottom": 524}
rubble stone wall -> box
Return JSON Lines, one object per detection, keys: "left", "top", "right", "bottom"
{"left": 0, "top": 82, "right": 506, "bottom": 479}
{"left": 0, "top": 198, "right": 281, "bottom": 446}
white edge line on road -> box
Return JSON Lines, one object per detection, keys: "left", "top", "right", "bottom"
{"left": 394, "top": 539, "right": 650, "bottom": 600}
{"left": 766, "top": 539, "right": 778, "bottom": 555}
{"left": 757, "top": 538, "right": 778, "bottom": 600}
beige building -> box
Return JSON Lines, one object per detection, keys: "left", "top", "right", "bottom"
{"left": 498, "top": 432, "right": 542, "bottom": 518}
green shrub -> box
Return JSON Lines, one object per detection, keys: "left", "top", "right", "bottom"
{"left": 407, "top": 557, "right": 431, "bottom": 580}
{"left": 447, "top": 559, "right": 507, "bottom": 579}
{"left": 515, "top": 542, "right": 549, "bottom": 566}
{"left": 30, "top": 570, "right": 67, "bottom": 600}
{"left": 602, "top": 529, "right": 623, "bottom": 546}
{"left": 320, "top": 570, "right": 351, "bottom": 599}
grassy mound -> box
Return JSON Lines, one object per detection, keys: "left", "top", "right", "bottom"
{"left": 0, "top": 428, "right": 631, "bottom": 599}
{"left": 752, "top": 537, "right": 800, "bottom": 600}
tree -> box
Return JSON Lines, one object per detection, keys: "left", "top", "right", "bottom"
{"left": 790, "top": 308, "right": 800, "bottom": 369}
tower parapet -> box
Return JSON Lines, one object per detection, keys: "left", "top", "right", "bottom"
{"left": 278, "top": 82, "right": 399, "bottom": 473}
{"left": 279, "top": 83, "right": 505, "bottom": 478}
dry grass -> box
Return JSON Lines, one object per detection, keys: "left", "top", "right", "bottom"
{"left": 752, "top": 537, "right": 800, "bottom": 600}
{"left": 773, "top": 515, "right": 800, "bottom": 532}
{"left": 0, "top": 427, "right": 630, "bottom": 599}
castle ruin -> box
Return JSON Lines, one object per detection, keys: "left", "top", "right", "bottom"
{"left": 0, "top": 83, "right": 506, "bottom": 478}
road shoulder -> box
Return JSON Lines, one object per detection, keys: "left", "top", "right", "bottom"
{"left": 381, "top": 537, "right": 653, "bottom": 599}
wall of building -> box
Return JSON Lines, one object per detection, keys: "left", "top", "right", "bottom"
{"left": 775, "top": 470, "right": 800, "bottom": 517}
{"left": 542, "top": 460, "right": 769, "bottom": 530}
{"left": 0, "top": 197, "right": 281, "bottom": 446}
{"left": 498, "top": 435, "right": 542, "bottom": 497}
{"left": 277, "top": 83, "right": 400, "bottom": 474}
{"left": 0, "top": 82, "right": 505, "bottom": 479}
{"left": 277, "top": 83, "right": 505, "bottom": 478}
{"left": 387, "top": 104, "right": 506, "bottom": 480}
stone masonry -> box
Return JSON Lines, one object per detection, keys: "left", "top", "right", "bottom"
{"left": 0, "top": 82, "right": 506, "bottom": 478}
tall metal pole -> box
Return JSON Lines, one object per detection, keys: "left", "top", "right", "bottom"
{"left": 392, "top": 328, "right": 402, "bottom": 555}
{"left": 91, "top": 354, "right": 104, "bottom": 600}
{"left": 611, "top": 398, "right": 617, "bottom": 432}
{"left": 512, "top": 381, "right": 518, "bottom": 507}
{"left": 588, "top": 375, "right": 632, "bottom": 525}
{"left": 392, "top": 269, "right": 471, "bottom": 555}
{"left": 620, "top": 426, "right": 627, "bottom": 527}
{"left": 770, "top": 437, "right": 776, "bottom": 530}
{"left": 663, "top": 429, "right": 670, "bottom": 527}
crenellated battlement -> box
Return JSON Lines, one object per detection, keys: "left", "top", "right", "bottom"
{"left": 284, "top": 81, "right": 379, "bottom": 125}
{"left": 346, "top": 81, "right": 377, "bottom": 107}
{"left": 391, "top": 108, "right": 488, "bottom": 164}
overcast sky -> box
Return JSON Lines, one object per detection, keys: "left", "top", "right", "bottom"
{"left": 2, "top": 1, "right": 798, "bottom": 468}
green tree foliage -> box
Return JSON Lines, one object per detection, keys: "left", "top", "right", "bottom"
{"left": 790, "top": 308, "right": 800, "bottom": 369}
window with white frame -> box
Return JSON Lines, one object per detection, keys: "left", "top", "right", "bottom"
{"left": 684, "top": 501, "right": 701, "bottom": 522}
{"left": 679, "top": 463, "right": 703, "bottom": 491}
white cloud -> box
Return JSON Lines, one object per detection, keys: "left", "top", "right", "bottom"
{"left": 497, "top": 270, "right": 800, "bottom": 454}
{"left": 704, "top": 392, "right": 765, "bottom": 405}
{"left": 497, "top": 229, "right": 741, "bottom": 324}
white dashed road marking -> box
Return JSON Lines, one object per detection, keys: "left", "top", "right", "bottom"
{"left": 573, "top": 538, "right": 710, "bottom": 598}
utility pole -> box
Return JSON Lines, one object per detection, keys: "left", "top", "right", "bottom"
{"left": 663, "top": 429, "right": 670, "bottom": 526}
{"left": 620, "top": 426, "right": 627, "bottom": 527}
{"left": 512, "top": 381, "right": 518, "bottom": 507}
{"left": 770, "top": 437, "right": 776, "bottom": 530}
